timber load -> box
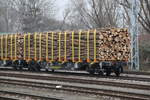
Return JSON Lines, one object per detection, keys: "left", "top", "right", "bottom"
{"left": 0, "top": 28, "right": 130, "bottom": 62}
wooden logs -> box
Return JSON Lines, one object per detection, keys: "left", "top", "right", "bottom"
{"left": 0, "top": 28, "right": 130, "bottom": 62}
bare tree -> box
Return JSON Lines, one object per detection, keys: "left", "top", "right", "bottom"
{"left": 0, "top": 0, "right": 57, "bottom": 33}
{"left": 59, "top": 7, "right": 71, "bottom": 30}
{"left": 139, "top": 0, "right": 150, "bottom": 33}
{"left": 119, "top": 0, "right": 150, "bottom": 33}
{"left": 0, "top": 0, "right": 19, "bottom": 33}
{"left": 65, "top": 0, "right": 119, "bottom": 29}
{"left": 8, "top": 0, "right": 56, "bottom": 32}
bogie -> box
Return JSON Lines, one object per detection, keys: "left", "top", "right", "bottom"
{"left": 87, "top": 62, "right": 125, "bottom": 76}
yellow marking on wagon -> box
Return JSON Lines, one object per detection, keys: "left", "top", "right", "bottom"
{"left": 46, "top": 32, "right": 49, "bottom": 61}
{"left": 94, "top": 29, "right": 97, "bottom": 62}
{"left": 10, "top": 34, "right": 13, "bottom": 60}
{"left": 5, "top": 35, "right": 8, "bottom": 60}
{"left": 72, "top": 31, "right": 74, "bottom": 62}
{"left": 64, "top": 32, "right": 67, "bottom": 61}
{"left": 78, "top": 30, "right": 82, "bottom": 62}
{"left": 87, "top": 30, "right": 90, "bottom": 62}
{"left": 34, "top": 33, "right": 37, "bottom": 61}
{"left": 58, "top": 32, "right": 61, "bottom": 61}
{"left": 1, "top": 35, "right": 3, "bottom": 59}
{"left": 14, "top": 34, "right": 17, "bottom": 60}
{"left": 24, "top": 34, "right": 26, "bottom": 60}
{"left": 28, "top": 33, "right": 31, "bottom": 60}
{"left": 39, "top": 33, "right": 42, "bottom": 61}
{"left": 51, "top": 32, "right": 54, "bottom": 61}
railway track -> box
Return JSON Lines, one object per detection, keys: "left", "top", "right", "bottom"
{"left": 0, "top": 90, "right": 61, "bottom": 100}
{"left": 0, "top": 77, "right": 150, "bottom": 100}
{"left": 0, "top": 69, "right": 150, "bottom": 82}
{"left": 1, "top": 67, "right": 150, "bottom": 75}
{"left": 124, "top": 71, "right": 150, "bottom": 76}
{"left": 1, "top": 67, "right": 150, "bottom": 77}
{"left": 0, "top": 70, "right": 150, "bottom": 100}
{"left": 0, "top": 71, "right": 150, "bottom": 90}
{"left": 0, "top": 96, "right": 16, "bottom": 100}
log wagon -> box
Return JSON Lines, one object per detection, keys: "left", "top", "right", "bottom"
{"left": 0, "top": 28, "right": 130, "bottom": 76}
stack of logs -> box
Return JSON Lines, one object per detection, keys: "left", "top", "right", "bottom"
{"left": 0, "top": 28, "right": 130, "bottom": 62}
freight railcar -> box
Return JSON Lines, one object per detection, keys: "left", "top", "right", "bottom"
{"left": 0, "top": 28, "right": 130, "bottom": 76}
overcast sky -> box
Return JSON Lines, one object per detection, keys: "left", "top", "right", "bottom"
{"left": 55, "top": 0, "right": 69, "bottom": 20}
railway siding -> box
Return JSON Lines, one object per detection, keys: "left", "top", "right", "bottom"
{"left": 0, "top": 70, "right": 150, "bottom": 100}
{"left": 0, "top": 76, "right": 150, "bottom": 96}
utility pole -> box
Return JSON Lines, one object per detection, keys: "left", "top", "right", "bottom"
{"left": 130, "top": 0, "right": 139, "bottom": 70}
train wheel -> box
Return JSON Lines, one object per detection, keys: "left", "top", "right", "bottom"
{"left": 30, "top": 64, "right": 40, "bottom": 72}
{"left": 45, "top": 63, "right": 51, "bottom": 72}
{"left": 0, "top": 61, "right": 2, "bottom": 66}
{"left": 45, "top": 68, "right": 49, "bottom": 72}
{"left": 98, "top": 71, "right": 104, "bottom": 76}
{"left": 19, "top": 66, "right": 23, "bottom": 70}
{"left": 88, "top": 63, "right": 97, "bottom": 75}
{"left": 28, "top": 65, "right": 34, "bottom": 71}
{"left": 28, "top": 64, "right": 32, "bottom": 71}
{"left": 114, "top": 67, "right": 122, "bottom": 77}
{"left": 29, "top": 66, "right": 35, "bottom": 71}
{"left": 28, "top": 67, "right": 32, "bottom": 71}
{"left": 89, "top": 70, "right": 95, "bottom": 75}
{"left": 74, "top": 62, "right": 82, "bottom": 70}
{"left": 13, "top": 66, "right": 18, "bottom": 70}
{"left": 12, "top": 61, "right": 18, "bottom": 70}
{"left": 106, "top": 68, "right": 111, "bottom": 76}
{"left": 51, "top": 69, "right": 55, "bottom": 72}
{"left": 35, "top": 63, "right": 41, "bottom": 72}
{"left": 34, "top": 66, "right": 40, "bottom": 72}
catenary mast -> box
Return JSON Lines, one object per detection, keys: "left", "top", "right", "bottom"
{"left": 130, "top": 0, "right": 139, "bottom": 70}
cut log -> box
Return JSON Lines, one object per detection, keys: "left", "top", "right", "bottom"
{"left": 0, "top": 28, "right": 130, "bottom": 62}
